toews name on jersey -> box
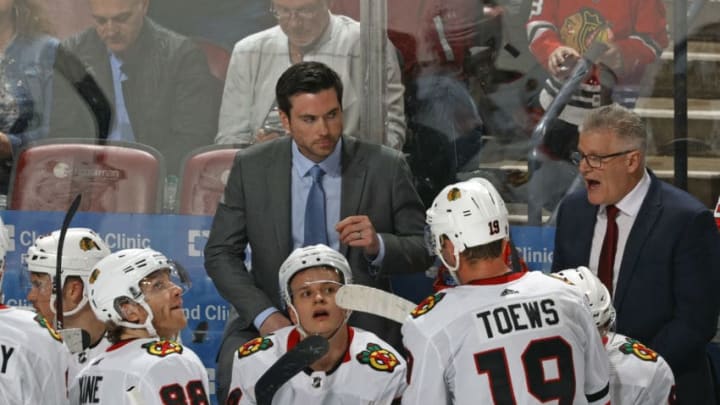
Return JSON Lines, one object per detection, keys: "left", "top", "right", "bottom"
{"left": 475, "top": 298, "right": 559, "bottom": 339}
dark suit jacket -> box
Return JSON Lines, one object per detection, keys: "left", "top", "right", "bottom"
{"left": 553, "top": 170, "right": 720, "bottom": 404}
{"left": 204, "top": 136, "right": 430, "bottom": 343}
{"left": 49, "top": 18, "right": 221, "bottom": 176}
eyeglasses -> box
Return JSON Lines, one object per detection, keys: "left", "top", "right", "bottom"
{"left": 270, "top": 3, "right": 324, "bottom": 20}
{"left": 570, "top": 149, "right": 636, "bottom": 169}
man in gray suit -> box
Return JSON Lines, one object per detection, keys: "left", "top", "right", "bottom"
{"left": 205, "top": 61, "right": 429, "bottom": 403}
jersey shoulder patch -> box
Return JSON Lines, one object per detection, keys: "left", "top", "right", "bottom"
{"left": 236, "top": 336, "right": 274, "bottom": 359}
{"left": 617, "top": 336, "right": 658, "bottom": 362}
{"left": 141, "top": 340, "right": 184, "bottom": 357}
{"left": 33, "top": 314, "right": 62, "bottom": 342}
{"left": 411, "top": 292, "right": 446, "bottom": 319}
{"left": 356, "top": 342, "right": 400, "bottom": 373}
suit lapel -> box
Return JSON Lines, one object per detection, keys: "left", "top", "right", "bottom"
{"left": 339, "top": 137, "right": 367, "bottom": 255}
{"left": 268, "top": 139, "right": 293, "bottom": 255}
{"left": 614, "top": 173, "right": 663, "bottom": 309}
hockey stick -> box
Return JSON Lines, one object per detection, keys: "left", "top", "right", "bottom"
{"left": 54, "top": 194, "right": 91, "bottom": 354}
{"left": 526, "top": 41, "right": 609, "bottom": 224}
{"left": 335, "top": 285, "right": 416, "bottom": 324}
{"left": 55, "top": 194, "right": 81, "bottom": 330}
{"left": 255, "top": 334, "right": 329, "bottom": 405}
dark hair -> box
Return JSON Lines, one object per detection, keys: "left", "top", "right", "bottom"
{"left": 461, "top": 239, "right": 503, "bottom": 261}
{"left": 275, "top": 61, "right": 343, "bottom": 117}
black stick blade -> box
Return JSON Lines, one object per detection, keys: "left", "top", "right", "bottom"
{"left": 255, "top": 335, "right": 329, "bottom": 405}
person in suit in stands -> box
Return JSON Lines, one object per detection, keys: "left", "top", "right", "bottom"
{"left": 552, "top": 104, "right": 720, "bottom": 405}
{"left": 204, "top": 61, "right": 430, "bottom": 404}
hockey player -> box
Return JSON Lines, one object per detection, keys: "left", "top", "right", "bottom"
{"left": 0, "top": 217, "right": 71, "bottom": 404}
{"left": 402, "top": 178, "right": 611, "bottom": 404}
{"left": 24, "top": 228, "right": 112, "bottom": 379}
{"left": 554, "top": 266, "right": 676, "bottom": 404}
{"left": 69, "top": 248, "right": 209, "bottom": 404}
{"left": 227, "top": 244, "right": 406, "bottom": 404}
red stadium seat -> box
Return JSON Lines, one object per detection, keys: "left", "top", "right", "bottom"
{"left": 194, "top": 37, "right": 231, "bottom": 82}
{"left": 8, "top": 139, "right": 164, "bottom": 214}
{"left": 178, "top": 145, "right": 241, "bottom": 216}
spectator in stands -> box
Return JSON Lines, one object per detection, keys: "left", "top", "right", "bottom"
{"left": 215, "top": 0, "right": 406, "bottom": 149}
{"left": 205, "top": 61, "right": 429, "bottom": 404}
{"left": 0, "top": 0, "right": 58, "bottom": 193}
{"left": 49, "top": 0, "right": 221, "bottom": 177}
{"left": 552, "top": 104, "right": 720, "bottom": 404}
{"left": 147, "top": 0, "right": 275, "bottom": 51}
{"left": 526, "top": 0, "right": 669, "bottom": 162}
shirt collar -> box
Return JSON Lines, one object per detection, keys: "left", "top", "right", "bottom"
{"left": 604, "top": 169, "right": 651, "bottom": 218}
{"left": 292, "top": 137, "right": 342, "bottom": 177}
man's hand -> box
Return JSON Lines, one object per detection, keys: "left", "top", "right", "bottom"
{"left": 336, "top": 215, "right": 380, "bottom": 257}
{"left": 548, "top": 46, "right": 580, "bottom": 77}
{"left": 255, "top": 128, "right": 283, "bottom": 144}
{"left": 259, "top": 312, "right": 292, "bottom": 336}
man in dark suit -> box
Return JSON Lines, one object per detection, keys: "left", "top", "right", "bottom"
{"left": 552, "top": 104, "right": 720, "bottom": 405}
{"left": 50, "top": 0, "right": 221, "bottom": 177}
{"left": 205, "top": 61, "right": 430, "bottom": 403}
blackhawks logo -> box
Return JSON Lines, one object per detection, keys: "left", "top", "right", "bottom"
{"left": 79, "top": 236, "right": 101, "bottom": 251}
{"left": 142, "top": 340, "right": 183, "bottom": 357}
{"left": 560, "top": 7, "right": 612, "bottom": 54}
{"left": 236, "top": 337, "right": 273, "bottom": 359}
{"left": 619, "top": 337, "right": 658, "bottom": 362}
{"left": 411, "top": 292, "right": 446, "bottom": 318}
{"left": 356, "top": 343, "right": 400, "bottom": 373}
{"left": 34, "top": 314, "right": 62, "bottom": 342}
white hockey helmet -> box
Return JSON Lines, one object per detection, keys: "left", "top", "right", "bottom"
{"left": 426, "top": 177, "right": 509, "bottom": 278}
{"left": 24, "top": 228, "right": 111, "bottom": 316}
{"left": 88, "top": 248, "right": 190, "bottom": 337}
{"left": 278, "top": 244, "right": 352, "bottom": 308}
{"left": 554, "top": 266, "right": 616, "bottom": 328}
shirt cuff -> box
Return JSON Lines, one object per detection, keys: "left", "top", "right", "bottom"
{"left": 253, "top": 307, "right": 280, "bottom": 331}
{"left": 367, "top": 234, "right": 386, "bottom": 273}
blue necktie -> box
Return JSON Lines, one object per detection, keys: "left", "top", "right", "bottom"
{"left": 304, "top": 165, "right": 328, "bottom": 246}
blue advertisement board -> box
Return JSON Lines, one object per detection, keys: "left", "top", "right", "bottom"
{"left": 1, "top": 210, "right": 555, "bottom": 404}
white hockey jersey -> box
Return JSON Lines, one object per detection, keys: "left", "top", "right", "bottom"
{"left": 227, "top": 326, "right": 407, "bottom": 404}
{"left": 0, "top": 304, "right": 70, "bottom": 405}
{"left": 68, "top": 334, "right": 112, "bottom": 383}
{"left": 401, "top": 271, "right": 611, "bottom": 405}
{"left": 606, "top": 333, "right": 676, "bottom": 404}
{"left": 69, "top": 337, "right": 210, "bottom": 405}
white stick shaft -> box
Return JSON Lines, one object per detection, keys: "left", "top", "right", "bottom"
{"left": 335, "top": 285, "right": 416, "bottom": 323}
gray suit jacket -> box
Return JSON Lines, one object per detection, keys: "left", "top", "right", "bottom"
{"left": 204, "top": 136, "right": 430, "bottom": 342}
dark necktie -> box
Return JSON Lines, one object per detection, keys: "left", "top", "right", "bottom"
{"left": 598, "top": 204, "right": 619, "bottom": 295}
{"left": 304, "top": 165, "right": 328, "bottom": 246}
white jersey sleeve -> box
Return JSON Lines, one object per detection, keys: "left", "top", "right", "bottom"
{"left": 606, "top": 333, "right": 676, "bottom": 405}
{"left": 227, "top": 325, "right": 406, "bottom": 404}
{"left": 70, "top": 338, "right": 209, "bottom": 405}
{"left": 68, "top": 334, "right": 112, "bottom": 383}
{"left": 0, "top": 305, "right": 70, "bottom": 405}
{"left": 401, "top": 272, "right": 611, "bottom": 405}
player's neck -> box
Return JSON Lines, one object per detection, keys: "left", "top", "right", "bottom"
{"left": 66, "top": 309, "right": 107, "bottom": 345}
{"left": 120, "top": 328, "right": 152, "bottom": 341}
{"left": 310, "top": 325, "right": 348, "bottom": 372}
{"left": 458, "top": 257, "right": 510, "bottom": 284}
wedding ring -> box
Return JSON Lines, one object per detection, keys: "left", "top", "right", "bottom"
{"left": 357, "top": 231, "right": 362, "bottom": 240}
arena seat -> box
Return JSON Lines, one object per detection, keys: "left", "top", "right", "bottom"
{"left": 8, "top": 139, "right": 164, "bottom": 214}
{"left": 194, "top": 37, "right": 232, "bottom": 82}
{"left": 178, "top": 145, "right": 242, "bottom": 216}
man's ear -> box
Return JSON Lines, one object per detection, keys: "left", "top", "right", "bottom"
{"left": 119, "top": 301, "right": 146, "bottom": 323}
{"left": 288, "top": 305, "right": 299, "bottom": 325}
{"left": 626, "top": 150, "right": 642, "bottom": 173}
{"left": 64, "top": 278, "right": 85, "bottom": 304}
